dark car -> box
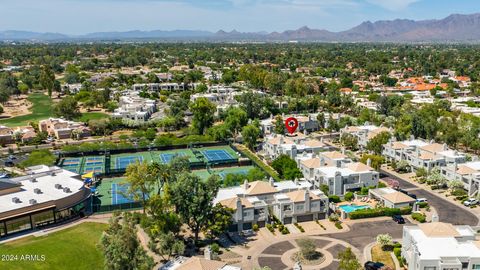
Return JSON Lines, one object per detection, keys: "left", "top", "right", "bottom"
{"left": 365, "top": 261, "right": 385, "bottom": 270}
{"left": 392, "top": 215, "right": 405, "bottom": 224}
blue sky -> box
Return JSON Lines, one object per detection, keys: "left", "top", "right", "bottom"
{"left": 1, "top": 0, "right": 479, "bottom": 34}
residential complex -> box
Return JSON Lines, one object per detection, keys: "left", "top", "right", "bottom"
{"left": 340, "top": 124, "right": 391, "bottom": 148}
{"left": 112, "top": 91, "right": 157, "bottom": 122}
{"left": 402, "top": 222, "right": 480, "bottom": 270}
{"left": 383, "top": 138, "right": 467, "bottom": 172}
{"left": 39, "top": 118, "right": 91, "bottom": 140}
{"left": 263, "top": 134, "right": 329, "bottom": 160}
{"left": 215, "top": 179, "right": 328, "bottom": 230}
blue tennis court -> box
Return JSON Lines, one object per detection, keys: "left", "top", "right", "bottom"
{"left": 160, "top": 153, "right": 187, "bottom": 164}
{"left": 115, "top": 156, "right": 144, "bottom": 169}
{"left": 202, "top": 150, "right": 234, "bottom": 162}
{"left": 63, "top": 158, "right": 81, "bottom": 165}
{"left": 111, "top": 183, "right": 138, "bottom": 204}
{"left": 84, "top": 166, "right": 103, "bottom": 173}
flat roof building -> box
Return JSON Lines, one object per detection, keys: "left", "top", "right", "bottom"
{"left": 0, "top": 166, "right": 90, "bottom": 239}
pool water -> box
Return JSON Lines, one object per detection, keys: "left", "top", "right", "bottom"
{"left": 339, "top": 204, "right": 370, "bottom": 213}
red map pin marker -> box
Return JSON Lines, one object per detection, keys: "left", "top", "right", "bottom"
{"left": 285, "top": 117, "right": 298, "bottom": 134}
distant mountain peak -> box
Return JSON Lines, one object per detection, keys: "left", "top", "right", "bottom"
{"left": 2, "top": 13, "right": 480, "bottom": 42}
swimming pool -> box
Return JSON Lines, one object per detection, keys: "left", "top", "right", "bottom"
{"left": 339, "top": 204, "right": 370, "bottom": 213}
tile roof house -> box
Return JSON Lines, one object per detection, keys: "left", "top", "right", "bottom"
{"left": 39, "top": 118, "right": 91, "bottom": 140}
{"left": 214, "top": 179, "right": 327, "bottom": 230}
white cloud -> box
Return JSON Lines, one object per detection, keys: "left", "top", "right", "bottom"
{"left": 367, "top": 0, "right": 421, "bottom": 11}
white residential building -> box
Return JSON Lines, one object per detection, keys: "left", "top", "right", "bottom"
{"left": 340, "top": 124, "right": 391, "bottom": 148}
{"left": 214, "top": 179, "right": 328, "bottom": 230}
{"left": 133, "top": 83, "right": 186, "bottom": 92}
{"left": 263, "top": 134, "right": 329, "bottom": 160}
{"left": 260, "top": 114, "right": 321, "bottom": 135}
{"left": 383, "top": 138, "right": 467, "bottom": 172}
{"left": 112, "top": 91, "right": 157, "bottom": 122}
{"left": 296, "top": 151, "right": 379, "bottom": 196}
{"left": 402, "top": 222, "right": 480, "bottom": 270}
{"left": 441, "top": 161, "right": 480, "bottom": 197}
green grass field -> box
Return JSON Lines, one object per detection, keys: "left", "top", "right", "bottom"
{"left": 0, "top": 93, "right": 53, "bottom": 127}
{"left": 75, "top": 112, "right": 109, "bottom": 122}
{"left": 0, "top": 222, "right": 107, "bottom": 270}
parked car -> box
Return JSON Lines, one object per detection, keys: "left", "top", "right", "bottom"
{"left": 392, "top": 215, "right": 405, "bottom": 224}
{"left": 464, "top": 198, "right": 479, "bottom": 206}
{"left": 416, "top": 198, "right": 428, "bottom": 203}
{"left": 365, "top": 261, "right": 385, "bottom": 270}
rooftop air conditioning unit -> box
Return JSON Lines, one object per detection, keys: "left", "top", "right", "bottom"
{"left": 34, "top": 188, "right": 42, "bottom": 194}
{"left": 55, "top": 184, "right": 62, "bottom": 189}
{"left": 12, "top": 197, "right": 20, "bottom": 203}
{"left": 29, "top": 199, "right": 37, "bottom": 205}
{"left": 63, "top": 187, "right": 71, "bottom": 193}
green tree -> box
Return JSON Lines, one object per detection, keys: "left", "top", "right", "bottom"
{"left": 53, "top": 96, "right": 81, "bottom": 120}
{"left": 203, "top": 204, "right": 234, "bottom": 239}
{"left": 125, "top": 161, "right": 155, "bottom": 213}
{"left": 271, "top": 154, "right": 303, "bottom": 180}
{"left": 19, "top": 149, "right": 56, "bottom": 167}
{"left": 224, "top": 107, "right": 248, "bottom": 138}
{"left": 169, "top": 174, "right": 220, "bottom": 241}
{"left": 317, "top": 112, "right": 326, "bottom": 130}
{"left": 297, "top": 238, "right": 317, "bottom": 260}
{"left": 40, "top": 65, "right": 55, "bottom": 97}
{"left": 100, "top": 212, "right": 154, "bottom": 270}
{"left": 340, "top": 133, "right": 359, "bottom": 151}
{"left": 360, "top": 154, "right": 384, "bottom": 170}
{"left": 190, "top": 97, "right": 216, "bottom": 135}
{"left": 242, "top": 120, "right": 261, "bottom": 150}
{"left": 338, "top": 247, "right": 361, "bottom": 270}
{"left": 274, "top": 115, "right": 285, "bottom": 135}
{"left": 149, "top": 231, "right": 185, "bottom": 261}
{"left": 366, "top": 131, "right": 391, "bottom": 155}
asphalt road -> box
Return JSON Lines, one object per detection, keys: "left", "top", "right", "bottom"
{"left": 325, "top": 219, "right": 408, "bottom": 251}
{"left": 380, "top": 169, "right": 479, "bottom": 226}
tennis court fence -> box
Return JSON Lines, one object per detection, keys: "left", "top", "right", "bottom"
{"left": 89, "top": 202, "right": 143, "bottom": 213}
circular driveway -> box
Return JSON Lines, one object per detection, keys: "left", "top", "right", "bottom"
{"left": 256, "top": 236, "right": 356, "bottom": 270}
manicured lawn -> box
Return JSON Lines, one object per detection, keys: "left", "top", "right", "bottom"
{"left": 371, "top": 244, "right": 395, "bottom": 270}
{"left": 0, "top": 222, "right": 107, "bottom": 270}
{"left": 76, "top": 112, "right": 109, "bottom": 122}
{"left": 0, "top": 93, "right": 53, "bottom": 127}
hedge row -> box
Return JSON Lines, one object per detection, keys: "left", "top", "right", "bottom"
{"left": 349, "top": 207, "right": 412, "bottom": 220}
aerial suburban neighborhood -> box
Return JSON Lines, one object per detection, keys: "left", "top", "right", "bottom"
{"left": 2, "top": 1, "right": 480, "bottom": 270}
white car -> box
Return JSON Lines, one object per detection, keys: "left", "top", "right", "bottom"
{"left": 416, "top": 198, "right": 428, "bottom": 203}
{"left": 464, "top": 198, "right": 478, "bottom": 206}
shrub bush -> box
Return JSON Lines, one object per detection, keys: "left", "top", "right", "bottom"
{"left": 344, "top": 192, "right": 354, "bottom": 201}
{"left": 451, "top": 188, "right": 467, "bottom": 197}
{"left": 253, "top": 224, "right": 259, "bottom": 232}
{"left": 393, "top": 247, "right": 401, "bottom": 257}
{"left": 210, "top": 243, "right": 220, "bottom": 254}
{"left": 329, "top": 195, "right": 341, "bottom": 203}
{"left": 294, "top": 223, "right": 305, "bottom": 233}
{"left": 417, "top": 202, "right": 428, "bottom": 208}
{"left": 281, "top": 227, "right": 289, "bottom": 234}
{"left": 349, "top": 207, "right": 412, "bottom": 219}
{"left": 266, "top": 224, "right": 275, "bottom": 233}
{"left": 411, "top": 212, "right": 426, "bottom": 223}
{"left": 335, "top": 221, "right": 343, "bottom": 229}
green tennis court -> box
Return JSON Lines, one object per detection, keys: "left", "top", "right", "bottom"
{"left": 110, "top": 152, "right": 153, "bottom": 170}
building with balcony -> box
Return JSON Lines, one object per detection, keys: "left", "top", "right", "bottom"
{"left": 296, "top": 151, "right": 379, "bottom": 196}
{"left": 340, "top": 124, "right": 391, "bottom": 148}
{"left": 383, "top": 138, "right": 467, "bottom": 172}
{"left": 441, "top": 161, "right": 480, "bottom": 197}
{"left": 402, "top": 222, "right": 480, "bottom": 270}
{"left": 263, "top": 134, "right": 329, "bottom": 160}
{"left": 112, "top": 91, "right": 157, "bottom": 122}
{"left": 214, "top": 179, "right": 328, "bottom": 231}
{"left": 0, "top": 166, "right": 91, "bottom": 239}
